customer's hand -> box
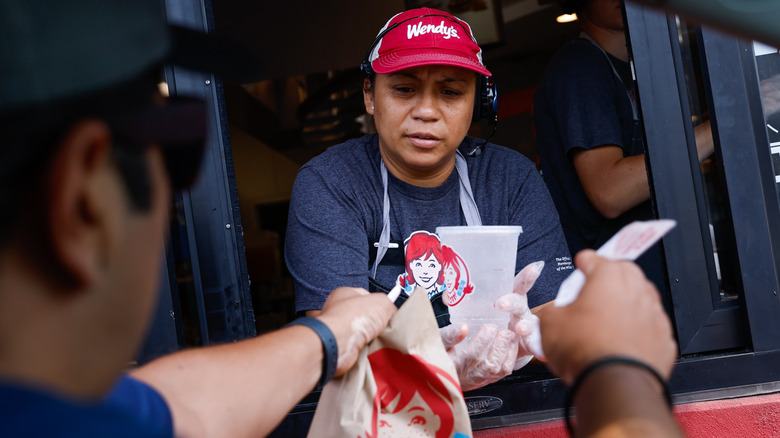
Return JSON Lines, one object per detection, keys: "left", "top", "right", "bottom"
{"left": 537, "top": 251, "right": 677, "bottom": 385}
{"left": 317, "top": 287, "right": 397, "bottom": 377}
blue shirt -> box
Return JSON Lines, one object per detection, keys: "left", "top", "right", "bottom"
{"left": 0, "top": 375, "right": 173, "bottom": 437}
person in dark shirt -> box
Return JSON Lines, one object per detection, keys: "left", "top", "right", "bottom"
{"left": 533, "top": 0, "right": 713, "bottom": 295}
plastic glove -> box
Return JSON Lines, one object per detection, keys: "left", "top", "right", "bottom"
{"left": 439, "top": 261, "right": 545, "bottom": 390}
{"left": 494, "top": 261, "right": 546, "bottom": 368}
{"left": 440, "top": 322, "right": 519, "bottom": 391}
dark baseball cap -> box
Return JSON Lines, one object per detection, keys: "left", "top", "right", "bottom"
{"left": 1, "top": 0, "right": 166, "bottom": 111}
{"left": 0, "top": 0, "right": 256, "bottom": 189}
{"left": 0, "top": 0, "right": 262, "bottom": 111}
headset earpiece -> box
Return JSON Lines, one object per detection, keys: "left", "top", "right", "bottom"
{"left": 469, "top": 76, "right": 498, "bottom": 157}
{"left": 360, "top": 58, "right": 374, "bottom": 78}
{"left": 472, "top": 75, "right": 497, "bottom": 124}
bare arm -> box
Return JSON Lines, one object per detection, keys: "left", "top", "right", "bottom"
{"left": 538, "top": 251, "right": 682, "bottom": 437}
{"left": 760, "top": 74, "right": 780, "bottom": 118}
{"left": 132, "top": 287, "right": 396, "bottom": 438}
{"left": 573, "top": 114, "right": 715, "bottom": 220}
{"left": 571, "top": 146, "right": 650, "bottom": 219}
{"left": 694, "top": 121, "right": 714, "bottom": 162}
{"left": 572, "top": 364, "right": 683, "bottom": 438}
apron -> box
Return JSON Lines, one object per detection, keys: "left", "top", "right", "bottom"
{"left": 368, "top": 150, "right": 482, "bottom": 326}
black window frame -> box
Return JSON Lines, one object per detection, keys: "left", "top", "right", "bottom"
{"left": 166, "top": 0, "right": 255, "bottom": 345}
{"left": 140, "top": 0, "right": 255, "bottom": 363}
{"left": 625, "top": 0, "right": 780, "bottom": 393}
{"left": 625, "top": 4, "right": 745, "bottom": 355}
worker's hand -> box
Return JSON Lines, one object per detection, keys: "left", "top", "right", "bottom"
{"left": 495, "top": 261, "right": 545, "bottom": 369}
{"left": 538, "top": 250, "right": 678, "bottom": 385}
{"left": 760, "top": 73, "right": 780, "bottom": 118}
{"left": 440, "top": 322, "right": 519, "bottom": 391}
{"left": 316, "top": 287, "right": 397, "bottom": 376}
{"left": 439, "top": 261, "right": 546, "bottom": 390}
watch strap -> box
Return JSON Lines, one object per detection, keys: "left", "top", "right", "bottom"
{"left": 285, "top": 317, "right": 338, "bottom": 388}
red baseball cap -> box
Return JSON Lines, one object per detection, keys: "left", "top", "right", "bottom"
{"left": 366, "top": 8, "right": 492, "bottom": 77}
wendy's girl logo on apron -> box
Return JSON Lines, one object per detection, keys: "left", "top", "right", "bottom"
{"left": 396, "top": 231, "right": 474, "bottom": 307}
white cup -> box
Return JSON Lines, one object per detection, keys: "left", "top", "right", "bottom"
{"left": 435, "top": 225, "right": 523, "bottom": 335}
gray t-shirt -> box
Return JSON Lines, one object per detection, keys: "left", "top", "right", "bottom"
{"left": 285, "top": 134, "right": 572, "bottom": 317}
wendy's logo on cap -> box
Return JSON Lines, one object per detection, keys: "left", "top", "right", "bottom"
{"left": 406, "top": 20, "right": 461, "bottom": 40}
{"left": 363, "top": 8, "right": 492, "bottom": 77}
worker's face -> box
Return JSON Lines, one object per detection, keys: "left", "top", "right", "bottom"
{"left": 364, "top": 65, "right": 476, "bottom": 182}
{"left": 583, "top": 0, "right": 624, "bottom": 32}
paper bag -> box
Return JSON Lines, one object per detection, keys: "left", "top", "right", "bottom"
{"left": 307, "top": 288, "right": 472, "bottom": 438}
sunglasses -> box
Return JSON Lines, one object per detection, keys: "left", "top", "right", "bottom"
{"left": 109, "top": 96, "right": 208, "bottom": 191}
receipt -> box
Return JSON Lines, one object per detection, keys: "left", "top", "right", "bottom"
{"left": 525, "top": 220, "right": 677, "bottom": 358}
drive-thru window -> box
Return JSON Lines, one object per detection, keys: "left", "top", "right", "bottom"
{"left": 141, "top": 1, "right": 780, "bottom": 435}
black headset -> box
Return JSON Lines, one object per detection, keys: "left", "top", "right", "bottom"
{"left": 556, "top": 0, "right": 587, "bottom": 14}
{"left": 360, "top": 13, "right": 498, "bottom": 126}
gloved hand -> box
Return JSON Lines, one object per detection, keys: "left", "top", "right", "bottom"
{"left": 494, "top": 261, "right": 546, "bottom": 368}
{"left": 440, "top": 322, "right": 519, "bottom": 391}
{"left": 439, "top": 261, "right": 545, "bottom": 390}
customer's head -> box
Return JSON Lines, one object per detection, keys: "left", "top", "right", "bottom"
{"left": 0, "top": 0, "right": 208, "bottom": 393}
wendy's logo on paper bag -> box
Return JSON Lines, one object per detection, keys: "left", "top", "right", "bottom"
{"left": 396, "top": 231, "right": 473, "bottom": 305}
{"left": 365, "top": 348, "right": 468, "bottom": 438}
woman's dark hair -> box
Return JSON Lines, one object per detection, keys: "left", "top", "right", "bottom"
{"left": 0, "top": 67, "right": 161, "bottom": 247}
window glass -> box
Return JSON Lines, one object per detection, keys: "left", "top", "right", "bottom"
{"left": 754, "top": 41, "right": 780, "bottom": 202}
{"left": 168, "top": 192, "right": 206, "bottom": 346}
{"left": 675, "top": 18, "right": 740, "bottom": 302}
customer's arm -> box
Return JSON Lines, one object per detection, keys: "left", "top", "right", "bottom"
{"left": 131, "top": 287, "right": 395, "bottom": 438}
{"left": 569, "top": 362, "right": 682, "bottom": 438}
